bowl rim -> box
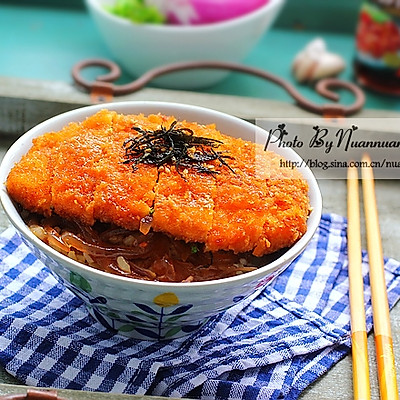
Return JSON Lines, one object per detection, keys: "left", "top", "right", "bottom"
{"left": 85, "top": 0, "right": 285, "bottom": 32}
{"left": 0, "top": 101, "right": 322, "bottom": 290}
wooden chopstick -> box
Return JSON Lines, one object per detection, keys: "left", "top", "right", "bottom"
{"left": 361, "top": 153, "right": 399, "bottom": 400}
{"left": 347, "top": 164, "right": 371, "bottom": 400}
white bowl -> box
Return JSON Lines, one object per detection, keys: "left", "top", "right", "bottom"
{"left": 85, "top": 0, "right": 286, "bottom": 89}
{"left": 0, "top": 102, "right": 322, "bottom": 340}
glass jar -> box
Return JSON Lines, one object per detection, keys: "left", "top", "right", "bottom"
{"left": 354, "top": 0, "right": 400, "bottom": 95}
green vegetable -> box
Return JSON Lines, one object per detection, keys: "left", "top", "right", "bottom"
{"left": 107, "top": 0, "right": 166, "bottom": 24}
{"left": 361, "top": 3, "right": 391, "bottom": 24}
{"left": 191, "top": 244, "right": 199, "bottom": 254}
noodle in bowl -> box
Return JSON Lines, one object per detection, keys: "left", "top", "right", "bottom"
{"left": 0, "top": 102, "right": 322, "bottom": 340}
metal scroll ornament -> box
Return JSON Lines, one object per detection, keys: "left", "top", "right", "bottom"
{"left": 72, "top": 58, "right": 365, "bottom": 117}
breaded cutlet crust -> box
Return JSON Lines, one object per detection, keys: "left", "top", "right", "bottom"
{"left": 6, "top": 110, "right": 310, "bottom": 256}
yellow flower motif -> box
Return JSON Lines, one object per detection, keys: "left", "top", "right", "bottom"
{"left": 153, "top": 292, "right": 179, "bottom": 308}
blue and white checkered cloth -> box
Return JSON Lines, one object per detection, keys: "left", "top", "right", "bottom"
{"left": 1, "top": 213, "right": 400, "bottom": 399}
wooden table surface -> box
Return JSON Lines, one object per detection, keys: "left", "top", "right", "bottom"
{"left": 1, "top": 2, "right": 400, "bottom": 397}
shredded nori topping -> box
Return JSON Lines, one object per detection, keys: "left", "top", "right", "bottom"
{"left": 123, "top": 120, "right": 235, "bottom": 177}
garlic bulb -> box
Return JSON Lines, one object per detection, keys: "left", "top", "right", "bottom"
{"left": 292, "top": 38, "right": 346, "bottom": 83}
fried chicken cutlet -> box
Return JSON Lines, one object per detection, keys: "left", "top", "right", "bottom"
{"left": 6, "top": 110, "right": 310, "bottom": 257}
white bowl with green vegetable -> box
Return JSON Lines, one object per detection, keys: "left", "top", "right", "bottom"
{"left": 85, "top": 0, "right": 286, "bottom": 89}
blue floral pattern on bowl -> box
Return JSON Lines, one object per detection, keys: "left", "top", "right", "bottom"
{"left": 66, "top": 271, "right": 206, "bottom": 340}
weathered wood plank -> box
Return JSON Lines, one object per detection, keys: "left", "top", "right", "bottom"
{"left": 0, "top": 383, "right": 182, "bottom": 400}
{"left": 0, "top": 81, "right": 399, "bottom": 399}
{"left": 2, "top": 76, "right": 400, "bottom": 137}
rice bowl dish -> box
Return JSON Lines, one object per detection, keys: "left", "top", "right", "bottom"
{"left": 0, "top": 102, "right": 322, "bottom": 339}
